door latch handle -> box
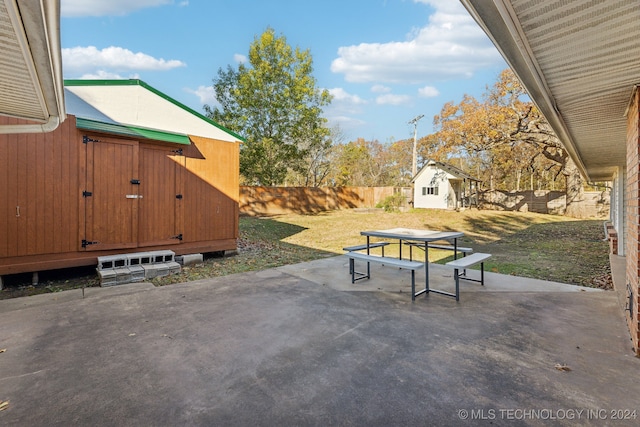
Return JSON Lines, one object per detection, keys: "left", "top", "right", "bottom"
{"left": 125, "top": 194, "right": 143, "bottom": 199}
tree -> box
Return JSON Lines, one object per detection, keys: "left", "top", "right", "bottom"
{"left": 327, "top": 138, "right": 399, "bottom": 187}
{"left": 286, "top": 126, "right": 344, "bottom": 187}
{"left": 205, "top": 28, "right": 332, "bottom": 185}
{"left": 434, "top": 69, "right": 584, "bottom": 212}
{"left": 386, "top": 138, "right": 413, "bottom": 185}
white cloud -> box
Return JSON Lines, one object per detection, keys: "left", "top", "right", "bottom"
{"left": 186, "top": 85, "right": 217, "bottom": 106}
{"left": 323, "top": 88, "right": 368, "bottom": 136}
{"left": 330, "top": 0, "right": 501, "bottom": 83}
{"left": 328, "top": 88, "right": 366, "bottom": 105}
{"left": 234, "top": 54, "right": 248, "bottom": 64}
{"left": 376, "top": 94, "right": 412, "bottom": 106}
{"left": 62, "top": 46, "right": 186, "bottom": 75}
{"left": 418, "top": 85, "right": 439, "bottom": 97}
{"left": 371, "top": 84, "right": 391, "bottom": 94}
{"left": 413, "top": 0, "right": 464, "bottom": 14}
{"left": 325, "top": 115, "right": 367, "bottom": 140}
{"left": 61, "top": 0, "right": 174, "bottom": 17}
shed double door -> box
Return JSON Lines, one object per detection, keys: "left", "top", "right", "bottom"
{"left": 83, "top": 136, "right": 183, "bottom": 251}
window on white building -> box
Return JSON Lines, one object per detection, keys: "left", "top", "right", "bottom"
{"left": 422, "top": 186, "right": 438, "bottom": 196}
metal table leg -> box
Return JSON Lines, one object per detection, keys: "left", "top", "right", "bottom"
{"left": 424, "top": 242, "right": 429, "bottom": 296}
{"left": 366, "top": 236, "right": 371, "bottom": 278}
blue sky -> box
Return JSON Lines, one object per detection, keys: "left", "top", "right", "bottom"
{"left": 60, "top": 0, "right": 507, "bottom": 143}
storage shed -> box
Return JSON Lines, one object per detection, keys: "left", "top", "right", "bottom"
{"left": 0, "top": 79, "right": 242, "bottom": 277}
{"left": 411, "top": 160, "right": 480, "bottom": 210}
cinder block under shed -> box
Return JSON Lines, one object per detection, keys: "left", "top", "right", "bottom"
{"left": 97, "top": 269, "right": 118, "bottom": 287}
{"left": 97, "top": 250, "right": 181, "bottom": 286}
{"left": 175, "top": 254, "right": 204, "bottom": 266}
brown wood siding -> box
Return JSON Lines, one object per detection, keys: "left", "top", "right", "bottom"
{"left": 183, "top": 136, "right": 239, "bottom": 242}
{"left": 0, "top": 116, "right": 81, "bottom": 258}
{"left": 0, "top": 116, "right": 239, "bottom": 275}
{"left": 84, "top": 136, "right": 139, "bottom": 251}
{"left": 138, "top": 145, "right": 182, "bottom": 246}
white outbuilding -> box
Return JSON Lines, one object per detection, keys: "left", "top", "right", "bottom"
{"left": 411, "top": 160, "right": 480, "bottom": 210}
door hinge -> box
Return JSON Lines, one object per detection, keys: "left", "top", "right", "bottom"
{"left": 171, "top": 148, "right": 183, "bottom": 155}
{"left": 170, "top": 233, "right": 183, "bottom": 241}
{"left": 82, "top": 191, "right": 92, "bottom": 197}
{"left": 83, "top": 135, "right": 100, "bottom": 144}
{"left": 81, "top": 239, "right": 99, "bottom": 248}
{"left": 176, "top": 194, "right": 183, "bottom": 199}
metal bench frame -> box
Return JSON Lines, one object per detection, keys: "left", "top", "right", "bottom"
{"left": 345, "top": 252, "right": 424, "bottom": 298}
{"left": 343, "top": 242, "right": 390, "bottom": 274}
{"left": 403, "top": 241, "right": 473, "bottom": 261}
{"left": 441, "top": 253, "right": 492, "bottom": 301}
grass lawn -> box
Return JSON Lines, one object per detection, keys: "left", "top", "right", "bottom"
{"left": 0, "top": 209, "right": 611, "bottom": 299}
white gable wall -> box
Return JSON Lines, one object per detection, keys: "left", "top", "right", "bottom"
{"left": 66, "top": 85, "right": 239, "bottom": 142}
{"left": 413, "top": 165, "right": 456, "bottom": 209}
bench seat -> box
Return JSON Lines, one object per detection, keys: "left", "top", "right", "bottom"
{"left": 427, "top": 244, "right": 473, "bottom": 253}
{"left": 345, "top": 252, "right": 423, "bottom": 295}
{"left": 343, "top": 242, "right": 390, "bottom": 252}
{"left": 403, "top": 241, "right": 473, "bottom": 261}
{"left": 446, "top": 252, "right": 491, "bottom": 269}
{"left": 442, "top": 252, "right": 492, "bottom": 301}
{"left": 346, "top": 252, "right": 423, "bottom": 270}
{"left": 343, "top": 242, "right": 390, "bottom": 274}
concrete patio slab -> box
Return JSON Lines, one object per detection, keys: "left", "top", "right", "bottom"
{"left": 278, "top": 255, "right": 604, "bottom": 294}
{"left": 1, "top": 256, "right": 638, "bottom": 426}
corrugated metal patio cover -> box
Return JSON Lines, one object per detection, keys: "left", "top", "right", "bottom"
{"left": 0, "top": 0, "right": 65, "bottom": 131}
{"left": 461, "top": 0, "right": 640, "bottom": 181}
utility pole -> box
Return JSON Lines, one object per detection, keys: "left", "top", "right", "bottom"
{"left": 409, "top": 114, "right": 424, "bottom": 178}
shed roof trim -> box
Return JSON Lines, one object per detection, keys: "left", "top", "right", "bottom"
{"left": 64, "top": 79, "right": 245, "bottom": 142}
{"left": 76, "top": 117, "right": 191, "bottom": 145}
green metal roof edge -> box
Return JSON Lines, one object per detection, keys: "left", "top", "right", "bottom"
{"left": 64, "top": 79, "right": 246, "bottom": 142}
{"left": 128, "top": 126, "right": 191, "bottom": 145}
{"left": 75, "top": 117, "right": 140, "bottom": 138}
{"left": 75, "top": 117, "right": 191, "bottom": 145}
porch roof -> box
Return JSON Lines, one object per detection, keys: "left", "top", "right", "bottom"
{"left": 459, "top": 0, "right": 640, "bottom": 181}
{"left": 412, "top": 160, "right": 480, "bottom": 183}
{"left": 0, "top": 0, "right": 65, "bottom": 133}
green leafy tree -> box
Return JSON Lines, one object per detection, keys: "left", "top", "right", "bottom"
{"left": 205, "top": 28, "right": 332, "bottom": 185}
{"left": 286, "top": 126, "right": 344, "bottom": 187}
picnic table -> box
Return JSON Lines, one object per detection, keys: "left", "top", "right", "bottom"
{"left": 358, "top": 228, "right": 465, "bottom": 300}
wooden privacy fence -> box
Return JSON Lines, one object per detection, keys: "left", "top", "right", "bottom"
{"left": 239, "top": 186, "right": 610, "bottom": 218}
{"left": 240, "top": 186, "right": 405, "bottom": 216}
